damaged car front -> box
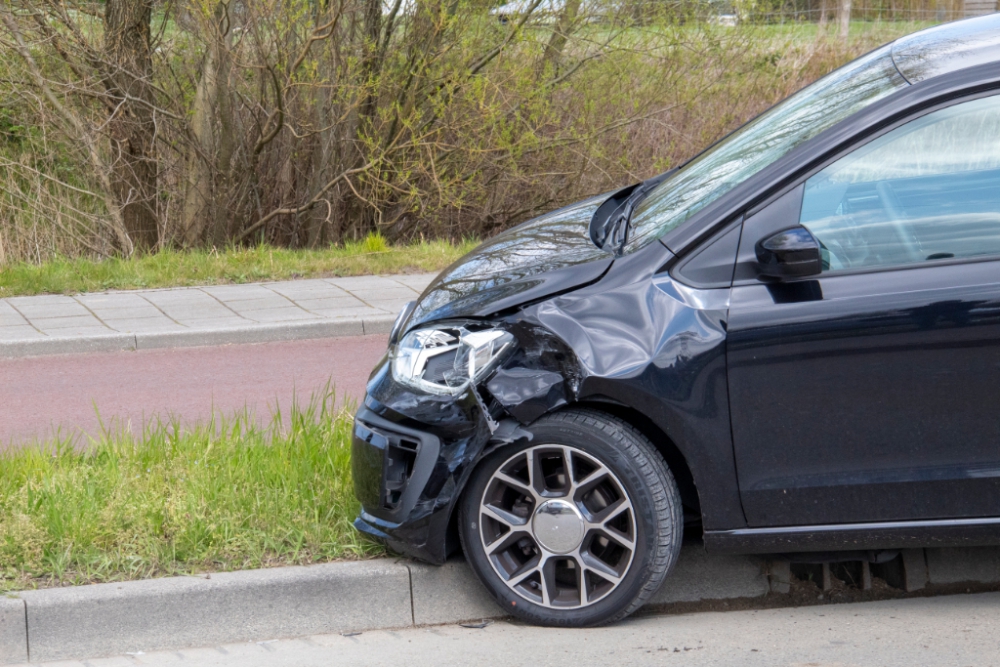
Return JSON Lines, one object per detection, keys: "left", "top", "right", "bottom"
{"left": 350, "top": 179, "right": 727, "bottom": 627}
{"left": 352, "top": 193, "right": 619, "bottom": 565}
{"left": 348, "top": 19, "right": 1000, "bottom": 627}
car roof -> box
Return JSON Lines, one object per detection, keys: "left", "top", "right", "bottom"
{"left": 892, "top": 13, "right": 1000, "bottom": 83}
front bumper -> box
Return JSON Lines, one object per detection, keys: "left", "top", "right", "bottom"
{"left": 351, "top": 358, "right": 495, "bottom": 564}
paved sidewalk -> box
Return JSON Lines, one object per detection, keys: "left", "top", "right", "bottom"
{"left": 0, "top": 273, "right": 436, "bottom": 357}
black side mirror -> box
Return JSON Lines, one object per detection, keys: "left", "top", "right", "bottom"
{"left": 756, "top": 226, "right": 822, "bottom": 279}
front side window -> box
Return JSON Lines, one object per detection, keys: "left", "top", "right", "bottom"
{"left": 625, "top": 45, "right": 908, "bottom": 253}
{"left": 800, "top": 94, "right": 1000, "bottom": 273}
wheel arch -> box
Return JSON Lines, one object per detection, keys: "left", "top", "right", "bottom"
{"left": 572, "top": 400, "right": 701, "bottom": 521}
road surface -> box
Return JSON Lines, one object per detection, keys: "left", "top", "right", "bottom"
{"left": 27, "top": 592, "right": 1000, "bottom": 667}
{"left": 0, "top": 335, "right": 388, "bottom": 448}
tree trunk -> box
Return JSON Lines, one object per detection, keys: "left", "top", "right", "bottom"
{"left": 838, "top": 0, "right": 851, "bottom": 40}
{"left": 541, "top": 0, "right": 582, "bottom": 73}
{"left": 182, "top": 3, "right": 234, "bottom": 247}
{"left": 104, "top": 0, "right": 158, "bottom": 252}
{"left": 818, "top": 0, "right": 829, "bottom": 30}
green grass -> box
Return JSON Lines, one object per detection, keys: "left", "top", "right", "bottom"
{"left": 0, "top": 390, "right": 384, "bottom": 592}
{"left": 0, "top": 237, "right": 477, "bottom": 297}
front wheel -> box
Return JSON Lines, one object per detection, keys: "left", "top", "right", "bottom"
{"left": 458, "top": 409, "right": 683, "bottom": 627}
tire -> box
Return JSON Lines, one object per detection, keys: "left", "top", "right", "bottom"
{"left": 458, "top": 408, "right": 684, "bottom": 627}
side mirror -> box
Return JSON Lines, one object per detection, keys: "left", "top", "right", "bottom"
{"left": 755, "top": 226, "right": 822, "bottom": 279}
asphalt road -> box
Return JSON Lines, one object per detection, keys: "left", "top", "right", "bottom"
{"left": 0, "top": 335, "right": 388, "bottom": 448}
{"left": 29, "top": 592, "right": 1000, "bottom": 667}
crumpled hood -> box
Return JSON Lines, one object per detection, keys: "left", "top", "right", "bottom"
{"left": 405, "top": 194, "right": 614, "bottom": 330}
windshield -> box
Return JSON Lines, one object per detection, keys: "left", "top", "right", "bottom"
{"left": 625, "top": 45, "right": 909, "bottom": 253}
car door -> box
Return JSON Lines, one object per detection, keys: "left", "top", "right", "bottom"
{"left": 727, "top": 92, "right": 1000, "bottom": 528}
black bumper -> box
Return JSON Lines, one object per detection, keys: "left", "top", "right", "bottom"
{"left": 351, "top": 361, "right": 494, "bottom": 564}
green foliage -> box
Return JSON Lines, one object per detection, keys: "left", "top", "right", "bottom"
{"left": 361, "top": 231, "right": 390, "bottom": 254}
{"left": 0, "top": 390, "right": 384, "bottom": 592}
{"left": 0, "top": 4, "right": 939, "bottom": 263}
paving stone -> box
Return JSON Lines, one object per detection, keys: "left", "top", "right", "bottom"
{"left": 284, "top": 297, "right": 364, "bottom": 312}
{"left": 366, "top": 299, "right": 416, "bottom": 313}
{"left": 0, "top": 302, "right": 29, "bottom": 327}
{"left": 141, "top": 290, "right": 223, "bottom": 305}
{"left": 390, "top": 274, "right": 436, "bottom": 292}
{"left": 0, "top": 325, "right": 44, "bottom": 340}
{"left": 15, "top": 303, "right": 92, "bottom": 319}
{"left": 219, "top": 297, "right": 300, "bottom": 312}
{"left": 239, "top": 308, "right": 322, "bottom": 323}
{"left": 155, "top": 305, "right": 245, "bottom": 320}
{"left": 170, "top": 316, "right": 251, "bottom": 329}
{"left": 201, "top": 285, "right": 278, "bottom": 300}
{"left": 5, "top": 294, "right": 78, "bottom": 307}
{"left": 29, "top": 315, "right": 109, "bottom": 330}
{"left": 101, "top": 320, "right": 187, "bottom": 333}
{"left": 303, "top": 306, "right": 384, "bottom": 319}
{"left": 86, "top": 307, "right": 166, "bottom": 320}
{"left": 42, "top": 327, "right": 119, "bottom": 338}
{"left": 347, "top": 287, "right": 421, "bottom": 302}
{"left": 92, "top": 311, "right": 171, "bottom": 322}
{"left": 325, "top": 276, "right": 409, "bottom": 290}
{"left": 266, "top": 280, "right": 349, "bottom": 297}
{"left": 75, "top": 294, "right": 153, "bottom": 309}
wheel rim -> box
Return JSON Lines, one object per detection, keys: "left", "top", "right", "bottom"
{"left": 478, "top": 444, "right": 637, "bottom": 609}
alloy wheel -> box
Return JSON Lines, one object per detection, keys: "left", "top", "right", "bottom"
{"left": 478, "top": 444, "right": 637, "bottom": 609}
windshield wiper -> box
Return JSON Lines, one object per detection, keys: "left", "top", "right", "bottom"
{"left": 604, "top": 184, "right": 651, "bottom": 253}
{"left": 601, "top": 169, "right": 675, "bottom": 254}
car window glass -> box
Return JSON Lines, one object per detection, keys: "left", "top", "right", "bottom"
{"left": 800, "top": 94, "right": 1000, "bottom": 273}
{"left": 625, "top": 45, "right": 907, "bottom": 254}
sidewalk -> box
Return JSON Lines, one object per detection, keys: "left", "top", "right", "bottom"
{"left": 0, "top": 273, "right": 436, "bottom": 357}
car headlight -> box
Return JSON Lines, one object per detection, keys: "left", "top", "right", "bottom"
{"left": 391, "top": 324, "right": 514, "bottom": 394}
{"left": 389, "top": 301, "right": 416, "bottom": 346}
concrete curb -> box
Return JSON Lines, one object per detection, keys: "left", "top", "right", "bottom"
{"left": 4, "top": 545, "right": 999, "bottom": 664}
{"left": 0, "top": 597, "right": 26, "bottom": 665}
{"left": 16, "top": 561, "right": 411, "bottom": 663}
{"left": 2, "top": 546, "right": 768, "bottom": 664}
{"left": 0, "top": 315, "right": 397, "bottom": 358}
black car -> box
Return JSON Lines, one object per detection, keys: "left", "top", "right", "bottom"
{"left": 352, "top": 15, "right": 1000, "bottom": 627}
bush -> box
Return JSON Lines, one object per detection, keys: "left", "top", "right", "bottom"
{"left": 0, "top": 2, "right": 931, "bottom": 262}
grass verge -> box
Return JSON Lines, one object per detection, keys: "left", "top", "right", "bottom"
{"left": 0, "top": 236, "right": 476, "bottom": 297}
{"left": 0, "top": 390, "right": 384, "bottom": 592}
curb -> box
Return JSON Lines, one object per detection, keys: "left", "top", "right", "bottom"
{"left": 0, "top": 316, "right": 397, "bottom": 359}
{"left": 4, "top": 545, "right": 999, "bottom": 664}
{"left": 2, "top": 545, "right": 768, "bottom": 664}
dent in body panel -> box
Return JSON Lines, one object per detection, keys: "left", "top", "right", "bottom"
{"left": 512, "top": 275, "right": 745, "bottom": 530}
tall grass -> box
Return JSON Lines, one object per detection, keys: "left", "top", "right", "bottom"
{"left": 0, "top": 390, "right": 383, "bottom": 592}
{"left": 0, "top": 237, "right": 476, "bottom": 297}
